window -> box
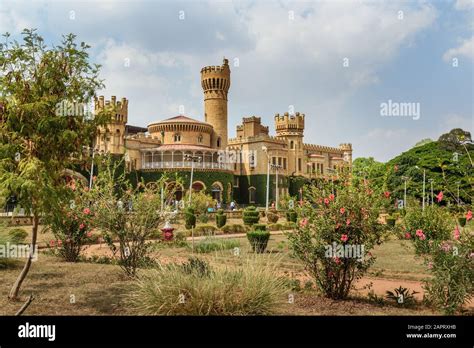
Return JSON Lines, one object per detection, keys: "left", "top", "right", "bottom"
{"left": 321, "top": 163, "right": 324, "bottom": 174}
{"left": 197, "top": 134, "right": 203, "bottom": 143}
{"left": 298, "top": 158, "right": 302, "bottom": 171}
{"left": 233, "top": 177, "right": 239, "bottom": 188}
{"left": 278, "top": 157, "right": 282, "bottom": 166}
{"left": 283, "top": 158, "right": 287, "bottom": 169}
{"left": 290, "top": 140, "right": 294, "bottom": 149}
{"left": 249, "top": 187, "right": 256, "bottom": 203}
{"left": 174, "top": 133, "right": 181, "bottom": 142}
{"left": 272, "top": 157, "right": 276, "bottom": 165}
{"left": 217, "top": 137, "right": 221, "bottom": 148}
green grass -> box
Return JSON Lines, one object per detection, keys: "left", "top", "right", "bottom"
{"left": 191, "top": 237, "right": 240, "bottom": 253}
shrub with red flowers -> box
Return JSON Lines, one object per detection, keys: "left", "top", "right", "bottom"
{"left": 287, "top": 174, "right": 386, "bottom": 300}
{"left": 44, "top": 179, "right": 95, "bottom": 262}
{"left": 399, "top": 205, "right": 453, "bottom": 255}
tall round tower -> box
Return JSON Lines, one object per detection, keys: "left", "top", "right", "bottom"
{"left": 201, "top": 58, "right": 230, "bottom": 149}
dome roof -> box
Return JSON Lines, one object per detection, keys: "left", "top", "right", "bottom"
{"left": 148, "top": 115, "right": 211, "bottom": 127}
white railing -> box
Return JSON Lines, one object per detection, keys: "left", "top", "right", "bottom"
{"left": 142, "top": 161, "right": 232, "bottom": 170}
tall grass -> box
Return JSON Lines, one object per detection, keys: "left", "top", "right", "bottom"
{"left": 127, "top": 255, "right": 288, "bottom": 315}
{"left": 192, "top": 237, "right": 240, "bottom": 253}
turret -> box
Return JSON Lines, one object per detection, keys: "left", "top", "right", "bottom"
{"left": 94, "top": 95, "right": 128, "bottom": 154}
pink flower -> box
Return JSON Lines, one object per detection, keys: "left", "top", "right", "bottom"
{"left": 346, "top": 219, "right": 351, "bottom": 226}
{"left": 86, "top": 231, "right": 92, "bottom": 238}
{"left": 340, "top": 207, "right": 345, "bottom": 214}
{"left": 453, "top": 226, "right": 460, "bottom": 240}
{"left": 405, "top": 232, "right": 411, "bottom": 239}
{"left": 324, "top": 198, "right": 330, "bottom": 205}
{"left": 57, "top": 240, "right": 62, "bottom": 247}
{"left": 436, "top": 191, "right": 443, "bottom": 203}
{"left": 384, "top": 191, "right": 390, "bottom": 198}
{"left": 83, "top": 208, "right": 91, "bottom": 215}
{"left": 335, "top": 223, "right": 342, "bottom": 229}
{"left": 334, "top": 257, "right": 341, "bottom": 265}
{"left": 341, "top": 234, "right": 348, "bottom": 242}
{"left": 466, "top": 210, "right": 472, "bottom": 222}
{"left": 419, "top": 234, "right": 426, "bottom": 240}
{"left": 440, "top": 242, "right": 451, "bottom": 252}
{"left": 427, "top": 262, "right": 433, "bottom": 270}
{"left": 329, "top": 194, "right": 335, "bottom": 201}
{"left": 49, "top": 240, "right": 56, "bottom": 247}
{"left": 415, "top": 229, "right": 424, "bottom": 237}
{"left": 79, "top": 223, "right": 86, "bottom": 230}
{"left": 299, "top": 218, "right": 308, "bottom": 228}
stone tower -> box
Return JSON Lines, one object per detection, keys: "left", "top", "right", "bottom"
{"left": 94, "top": 96, "right": 128, "bottom": 154}
{"left": 275, "top": 112, "right": 305, "bottom": 174}
{"left": 201, "top": 58, "right": 231, "bottom": 149}
{"left": 339, "top": 143, "right": 353, "bottom": 165}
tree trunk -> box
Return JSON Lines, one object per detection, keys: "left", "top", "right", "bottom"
{"left": 9, "top": 213, "right": 39, "bottom": 300}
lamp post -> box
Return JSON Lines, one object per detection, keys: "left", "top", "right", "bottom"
{"left": 415, "top": 166, "right": 426, "bottom": 211}
{"left": 184, "top": 154, "right": 202, "bottom": 205}
{"left": 401, "top": 176, "right": 410, "bottom": 209}
{"left": 271, "top": 164, "right": 283, "bottom": 210}
{"left": 262, "top": 146, "right": 270, "bottom": 212}
{"left": 428, "top": 179, "right": 434, "bottom": 206}
{"left": 83, "top": 146, "right": 103, "bottom": 189}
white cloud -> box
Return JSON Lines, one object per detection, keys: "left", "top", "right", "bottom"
{"left": 454, "top": 0, "right": 474, "bottom": 10}
{"left": 443, "top": 35, "right": 474, "bottom": 61}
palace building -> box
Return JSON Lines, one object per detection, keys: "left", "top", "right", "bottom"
{"left": 95, "top": 58, "right": 352, "bottom": 205}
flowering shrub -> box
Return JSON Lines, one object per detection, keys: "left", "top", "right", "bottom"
{"left": 399, "top": 205, "right": 453, "bottom": 255}
{"left": 423, "top": 229, "right": 474, "bottom": 314}
{"left": 45, "top": 179, "right": 95, "bottom": 262}
{"left": 287, "top": 176, "right": 386, "bottom": 299}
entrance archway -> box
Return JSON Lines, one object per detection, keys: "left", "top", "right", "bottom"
{"left": 211, "top": 182, "right": 223, "bottom": 202}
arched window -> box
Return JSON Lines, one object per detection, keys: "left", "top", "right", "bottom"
{"left": 174, "top": 133, "right": 181, "bottom": 142}
{"left": 249, "top": 187, "right": 256, "bottom": 203}
{"left": 290, "top": 140, "right": 294, "bottom": 149}
{"left": 217, "top": 137, "right": 221, "bottom": 148}
{"left": 197, "top": 134, "right": 203, "bottom": 143}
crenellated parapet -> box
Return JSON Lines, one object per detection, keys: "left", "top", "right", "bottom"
{"left": 304, "top": 143, "right": 343, "bottom": 154}
{"left": 95, "top": 95, "right": 128, "bottom": 124}
{"left": 274, "top": 112, "right": 305, "bottom": 136}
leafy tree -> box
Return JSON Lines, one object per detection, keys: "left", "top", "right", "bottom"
{"left": 414, "top": 138, "right": 433, "bottom": 148}
{"left": 0, "top": 30, "right": 109, "bottom": 299}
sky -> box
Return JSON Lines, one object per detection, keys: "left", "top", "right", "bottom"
{"left": 0, "top": 0, "right": 472, "bottom": 161}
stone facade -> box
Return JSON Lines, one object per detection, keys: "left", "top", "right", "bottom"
{"left": 94, "top": 58, "right": 352, "bottom": 205}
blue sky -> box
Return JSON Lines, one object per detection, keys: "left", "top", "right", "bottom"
{"left": 0, "top": 0, "right": 472, "bottom": 161}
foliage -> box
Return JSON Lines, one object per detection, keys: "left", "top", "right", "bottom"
{"left": 247, "top": 224, "right": 270, "bottom": 254}
{"left": 193, "top": 224, "right": 217, "bottom": 237}
{"left": 243, "top": 206, "right": 260, "bottom": 226}
{"left": 267, "top": 209, "right": 279, "bottom": 224}
{"left": 221, "top": 224, "right": 248, "bottom": 234}
{"left": 385, "top": 286, "right": 419, "bottom": 307}
{"left": 423, "top": 232, "right": 474, "bottom": 315}
{"left": 385, "top": 216, "right": 396, "bottom": 227}
{"left": 197, "top": 213, "right": 209, "bottom": 223}
{"left": 90, "top": 157, "right": 173, "bottom": 277}
{"left": 399, "top": 205, "right": 453, "bottom": 255}
{"left": 184, "top": 207, "right": 196, "bottom": 230}
{"left": 215, "top": 209, "right": 227, "bottom": 229}
{"left": 286, "top": 209, "right": 297, "bottom": 223}
{"left": 192, "top": 237, "right": 240, "bottom": 254}
{"left": 7, "top": 228, "right": 28, "bottom": 244}
{"left": 0, "top": 29, "right": 109, "bottom": 298}
{"left": 185, "top": 191, "right": 215, "bottom": 214}
{"left": 127, "top": 256, "right": 287, "bottom": 315}
{"left": 43, "top": 180, "right": 95, "bottom": 262}
{"left": 287, "top": 173, "right": 386, "bottom": 300}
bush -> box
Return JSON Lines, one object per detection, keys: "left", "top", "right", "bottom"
{"left": 287, "top": 174, "right": 386, "bottom": 300}
{"left": 267, "top": 223, "right": 283, "bottom": 231}
{"left": 193, "top": 224, "right": 217, "bottom": 237}
{"left": 221, "top": 224, "right": 248, "bottom": 234}
{"left": 286, "top": 209, "right": 297, "bottom": 223}
{"left": 400, "top": 205, "right": 453, "bottom": 255}
{"left": 457, "top": 217, "right": 466, "bottom": 227}
{"left": 385, "top": 216, "right": 396, "bottom": 227}
{"left": 185, "top": 207, "right": 197, "bottom": 230}
{"left": 8, "top": 228, "right": 28, "bottom": 244}
{"left": 243, "top": 206, "right": 260, "bottom": 226}
{"left": 193, "top": 237, "right": 240, "bottom": 253}
{"left": 423, "top": 233, "right": 474, "bottom": 315}
{"left": 197, "top": 213, "right": 209, "bottom": 224}
{"left": 216, "top": 209, "right": 227, "bottom": 229}
{"left": 247, "top": 230, "right": 271, "bottom": 253}
{"left": 253, "top": 224, "right": 267, "bottom": 231}
{"left": 127, "top": 256, "right": 288, "bottom": 315}
{"left": 267, "top": 210, "right": 279, "bottom": 224}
